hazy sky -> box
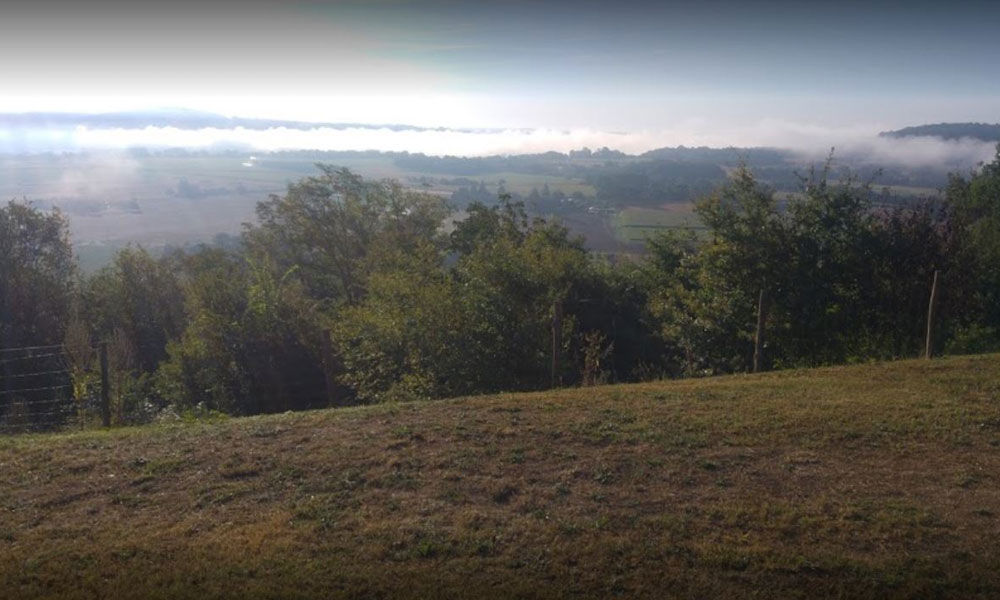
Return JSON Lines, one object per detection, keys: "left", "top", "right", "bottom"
{"left": 1, "top": 1, "right": 998, "bottom": 136}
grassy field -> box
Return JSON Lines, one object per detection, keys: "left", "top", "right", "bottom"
{"left": 613, "top": 205, "right": 704, "bottom": 243}
{"left": 3, "top": 355, "right": 1000, "bottom": 599}
{"left": 775, "top": 184, "right": 942, "bottom": 205}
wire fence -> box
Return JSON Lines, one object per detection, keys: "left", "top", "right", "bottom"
{"left": 0, "top": 344, "right": 104, "bottom": 435}
{"left": 0, "top": 337, "right": 337, "bottom": 435}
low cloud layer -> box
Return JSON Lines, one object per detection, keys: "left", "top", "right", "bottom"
{"left": 1, "top": 121, "right": 995, "bottom": 170}
{"left": 700, "top": 119, "right": 998, "bottom": 168}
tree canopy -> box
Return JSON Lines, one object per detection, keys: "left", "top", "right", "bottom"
{"left": 6, "top": 149, "right": 1000, "bottom": 425}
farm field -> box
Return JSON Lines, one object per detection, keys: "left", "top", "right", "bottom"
{"left": 0, "top": 154, "right": 293, "bottom": 247}
{"left": 0, "top": 153, "right": 596, "bottom": 258}
{"left": 2, "top": 355, "right": 1000, "bottom": 599}
{"left": 775, "top": 183, "right": 942, "bottom": 205}
{"left": 0, "top": 149, "right": 954, "bottom": 272}
{"left": 612, "top": 205, "right": 704, "bottom": 243}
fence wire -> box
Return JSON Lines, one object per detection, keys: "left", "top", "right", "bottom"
{"left": 0, "top": 345, "right": 101, "bottom": 435}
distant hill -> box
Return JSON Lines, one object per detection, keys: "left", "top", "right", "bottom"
{"left": 640, "top": 145, "right": 789, "bottom": 162}
{"left": 880, "top": 122, "right": 1000, "bottom": 142}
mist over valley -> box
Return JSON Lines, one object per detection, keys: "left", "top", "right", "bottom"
{"left": 3, "top": 110, "right": 996, "bottom": 268}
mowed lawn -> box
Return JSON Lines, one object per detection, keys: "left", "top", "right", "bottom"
{"left": 2, "top": 356, "right": 1000, "bottom": 599}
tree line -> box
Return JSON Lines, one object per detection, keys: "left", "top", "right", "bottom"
{"left": 2, "top": 149, "right": 999, "bottom": 424}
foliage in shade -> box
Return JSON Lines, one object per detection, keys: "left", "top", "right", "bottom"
{"left": 0, "top": 202, "right": 74, "bottom": 349}
{"left": 5, "top": 147, "right": 1000, "bottom": 420}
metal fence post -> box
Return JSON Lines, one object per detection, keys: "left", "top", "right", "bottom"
{"left": 321, "top": 329, "right": 337, "bottom": 407}
{"left": 925, "top": 270, "right": 940, "bottom": 359}
{"left": 753, "top": 288, "right": 768, "bottom": 373}
{"left": 99, "top": 342, "right": 110, "bottom": 427}
{"left": 551, "top": 300, "right": 563, "bottom": 388}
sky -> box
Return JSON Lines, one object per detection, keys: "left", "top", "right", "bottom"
{"left": 0, "top": 0, "right": 998, "bottom": 152}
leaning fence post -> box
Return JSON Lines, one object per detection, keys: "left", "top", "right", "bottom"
{"left": 753, "top": 288, "right": 768, "bottom": 373}
{"left": 99, "top": 342, "right": 110, "bottom": 427}
{"left": 320, "top": 328, "right": 337, "bottom": 407}
{"left": 925, "top": 270, "right": 940, "bottom": 359}
{"left": 551, "top": 300, "right": 563, "bottom": 389}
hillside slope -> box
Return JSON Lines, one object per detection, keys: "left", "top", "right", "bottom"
{"left": 880, "top": 122, "right": 1000, "bottom": 142}
{"left": 3, "top": 356, "right": 1000, "bottom": 599}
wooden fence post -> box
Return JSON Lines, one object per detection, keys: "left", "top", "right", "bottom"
{"left": 753, "top": 288, "right": 768, "bottom": 374}
{"left": 99, "top": 342, "right": 110, "bottom": 427}
{"left": 925, "top": 270, "right": 940, "bottom": 359}
{"left": 320, "top": 328, "right": 338, "bottom": 407}
{"left": 551, "top": 300, "right": 563, "bottom": 389}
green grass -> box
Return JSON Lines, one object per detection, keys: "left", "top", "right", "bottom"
{"left": 775, "top": 183, "right": 942, "bottom": 204}
{"left": 613, "top": 205, "right": 704, "bottom": 242}
{"left": 3, "top": 355, "right": 1000, "bottom": 598}
{"left": 485, "top": 172, "right": 595, "bottom": 196}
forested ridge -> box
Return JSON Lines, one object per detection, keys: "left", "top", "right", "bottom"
{"left": 881, "top": 122, "right": 1000, "bottom": 142}
{"left": 3, "top": 148, "right": 1000, "bottom": 425}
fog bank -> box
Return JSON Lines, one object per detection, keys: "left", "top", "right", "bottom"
{"left": 1, "top": 120, "right": 995, "bottom": 169}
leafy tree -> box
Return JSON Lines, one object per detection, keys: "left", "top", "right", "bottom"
{"left": 156, "top": 249, "right": 325, "bottom": 414}
{"left": 0, "top": 202, "right": 74, "bottom": 349}
{"left": 83, "top": 245, "right": 185, "bottom": 374}
{"left": 448, "top": 196, "right": 528, "bottom": 255}
{"left": 777, "top": 166, "right": 877, "bottom": 364}
{"left": 685, "top": 166, "right": 788, "bottom": 370}
{"left": 333, "top": 241, "right": 475, "bottom": 403}
{"left": 944, "top": 146, "right": 1000, "bottom": 349}
{"left": 453, "top": 202, "right": 591, "bottom": 390}
{"left": 641, "top": 229, "right": 731, "bottom": 375}
{"left": 246, "top": 165, "right": 450, "bottom": 305}
{"left": 646, "top": 160, "right": 951, "bottom": 372}
{"left": 0, "top": 201, "right": 75, "bottom": 427}
{"left": 861, "top": 201, "right": 953, "bottom": 358}
{"left": 566, "top": 257, "right": 669, "bottom": 382}
{"left": 335, "top": 192, "right": 599, "bottom": 401}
